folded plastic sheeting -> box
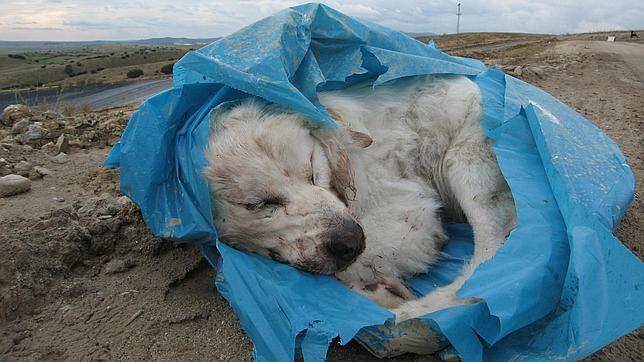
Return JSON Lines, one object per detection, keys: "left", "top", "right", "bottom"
{"left": 105, "top": 3, "right": 643, "bottom": 361}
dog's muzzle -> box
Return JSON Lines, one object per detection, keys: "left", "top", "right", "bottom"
{"left": 324, "top": 217, "right": 366, "bottom": 270}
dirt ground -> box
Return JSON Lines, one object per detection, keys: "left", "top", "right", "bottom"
{"left": 0, "top": 37, "right": 642, "bottom": 361}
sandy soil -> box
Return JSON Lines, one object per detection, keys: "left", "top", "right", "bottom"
{"left": 0, "top": 38, "right": 642, "bottom": 361}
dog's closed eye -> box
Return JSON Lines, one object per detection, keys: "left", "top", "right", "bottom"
{"left": 242, "top": 195, "right": 287, "bottom": 211}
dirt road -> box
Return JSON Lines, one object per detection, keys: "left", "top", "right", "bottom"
{"left": 69, "top": 79, "right": 172, "bottom": 110}
{"left": 554, "top": 40, "right": 644, "bottom": 80}
{"left": 0, "top": 37, "right": 642, "bottom": 361}
{"left": 0, "top": 79, "right": 172, "bottom": 112}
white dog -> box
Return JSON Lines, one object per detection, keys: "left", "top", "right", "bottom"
{"left": 204, "top": 75, "right": 515, "bottom": 321}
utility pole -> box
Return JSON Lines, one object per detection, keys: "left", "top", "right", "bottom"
{"left": 456, "top": 3, "right": 462, "bottom": 34}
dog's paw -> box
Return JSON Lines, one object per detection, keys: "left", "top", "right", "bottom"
{"left": 362, "top": 284, "right": 408, "bottom": 309}
{"left": 358, "top": 277, "right": 415, "bottom": 309}
{"left": 393, "top": 293, "right": 481, "bottom": 322}
{"left": 393, "top": 307, "right": 414, "bottom": 322}
{"left": 380, "top": 276, "right": 416, "bottom": 300}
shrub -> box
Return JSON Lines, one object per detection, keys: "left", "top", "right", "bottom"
{"left": 160, "top": 63, "right": 174, "bottom": 75}
{"left": 80, "top": 102, "right": 93, "bottom": 113}
{"left": 64, "top": 64, "right": 74, "bottom": 76}
{"left": 62, "top": 103, "right": 76, "bottom": 116}
{"left": 8, "top": 54, "right": 26, "bottom": 60}
{"left": 126, "top": 68, "right": 144, "bottom": 78}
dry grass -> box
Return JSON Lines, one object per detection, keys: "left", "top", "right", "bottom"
{"left": 79, "top": 102, "right": 93, "bottom": 114}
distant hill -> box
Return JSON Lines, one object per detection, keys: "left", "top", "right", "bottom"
{"left": 131, "top": 37, "right": 220, "bottom": 45}
{"left": 404, "top": 32, "right": 436, "bottom": 38}
{"left": 0, "top": 37, "right": 220, "bottom": 50}
{"left": 1, "top": 33, "right": 442, "bottom": 49}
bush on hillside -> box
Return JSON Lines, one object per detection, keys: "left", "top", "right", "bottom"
{"left": 64, "top": 64, "right": 74, "bottom": 76}
{"left": 127, "top": 69, "right": 144, "bottom": 78}
{"left": 160, "top": 63, "right": 174, "bottom": 75}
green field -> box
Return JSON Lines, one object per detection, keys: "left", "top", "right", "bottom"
{"left": 0, "top": 44, "right": 194, "bottom": 90}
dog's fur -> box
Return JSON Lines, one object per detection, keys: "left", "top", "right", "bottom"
{"left": 204, "top": 75, "right": 516, "bottom": 321}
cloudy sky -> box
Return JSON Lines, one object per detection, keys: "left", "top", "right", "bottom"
{"left": 1, "top": 0, "right": 642, "bottom": 41}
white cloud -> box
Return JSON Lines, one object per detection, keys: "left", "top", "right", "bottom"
{"left": 0, "top": 0, "right": 642, "bottom": 41}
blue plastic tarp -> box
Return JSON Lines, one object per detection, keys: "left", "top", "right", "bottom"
{"left": 105, "top": 3, "right": 643, "bottom": 361}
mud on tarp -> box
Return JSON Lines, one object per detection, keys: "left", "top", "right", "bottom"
{"left": 105, "top": 3, "right": 644, "bottom": 361}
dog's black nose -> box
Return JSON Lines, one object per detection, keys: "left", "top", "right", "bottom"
{"left": 325, "top": 218, "right": 366, "bottom": 263}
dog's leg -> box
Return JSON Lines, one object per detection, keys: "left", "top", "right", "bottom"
{"left": 336, "top": 265, "right": 416, "bottom": 309}
{"left": 442, "top": 138, "right": 516, "bottom": 268}
{"left": 393, "top": 135, "right": 515, "bottom": 321}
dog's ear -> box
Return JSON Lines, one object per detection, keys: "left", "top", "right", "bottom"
{"left": 312, "top": 129, "right": 356, "bottom": 205}
{"left": 326, "top": 108, "right": 373, "bottom": 149}
{"left": 310, "top": 107, "right": 373, "bottom": 205}
{"left": 349, "top": 130, "right": 373, "bottom": 148}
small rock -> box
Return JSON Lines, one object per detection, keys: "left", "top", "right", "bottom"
{"left": 44, "top": 110, "right": 63, "bottom": 119}
{"left": 12, "top": 330, "right": 31, "bottom": 345}
{"left": 41, "top": 142, "right": 57, "bottom": 154}
{"left": 0, "top": 166, "right": 11, "bottom": 177}
{"left": 25, "top": 123, "right": 46, "bottom": 141}
{"left": 0, "top": 174, "right": 31, "bottom": 197}
{"left": 28, "top": 171, "right": 42, "bottom": 180}
{"left": 1, "top": 104, "right": 30, "bottom": 126}
{"left": 59, "top": 304, "right": 83, "bottom": 326}
{"left": 33, "top": 220, "right": 50, "bottom": 230}
{"left": 513, "top": 65, "right": 524, "bottom": 77}
{"left": 34, "top": 166, "right": 52, "bottom": 176}
{"left": 11, "top": 118, "right": 30, "bottom": 135}
{"left": 55, "top": 134, "right": 69, "bottom": 154}
{"left": 68, "top": 140, "right": 85, "bottom": 149}
{"left": 52, "top": 152, "right": 69, "bottom": 164}
{"left": 103, "top": 259, "right": 137, "bottom": 274}
{"left": 117, "top": 195, "right": 134, "bottom": 207}
{"left": 14, "top": 160, "right": 33, "bottom": 172}
{"left": 53, "top": 197, "right": 65, "bottom": 202}
{"left": 531, "top": 66, "right": 545, "bottom": 79}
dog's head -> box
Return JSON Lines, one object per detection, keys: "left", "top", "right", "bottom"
{"left": 204, "top": 100, "right": 372, "bottom": 274}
